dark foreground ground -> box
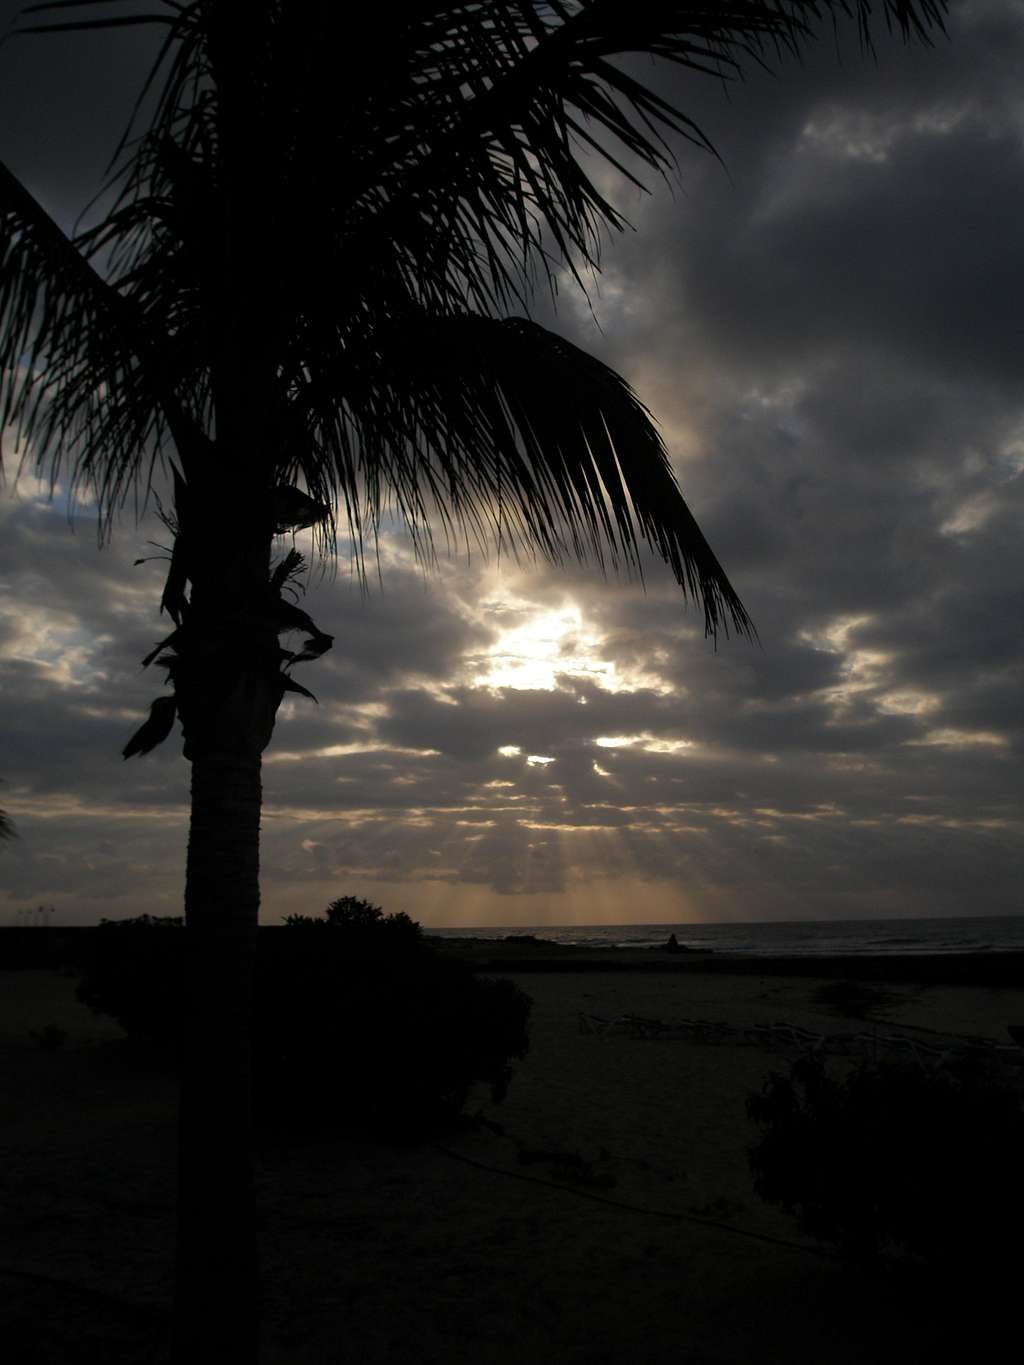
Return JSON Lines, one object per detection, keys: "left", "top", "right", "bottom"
{"left": 2, "top": 960, "right": 1021, "bottom": 1364}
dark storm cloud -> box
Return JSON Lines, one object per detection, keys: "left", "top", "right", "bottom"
{"left": 0, "top": 0, "right": 161, "bottom": 226}
{"left": 591, "top": 1, "right": 1024, "bottom": 379}
{"left": 288, "top": 564, "right": 494, "bottom": 704}
{"left": 1, "top": 1, "right": 1021, "bottom": 924}
{"left": 662, "top": 121, "right": 1024, "bottom": 389}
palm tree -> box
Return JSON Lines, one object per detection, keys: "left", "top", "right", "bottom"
{"left": 1, "top": 3, "right": 946, "bottom": 1360}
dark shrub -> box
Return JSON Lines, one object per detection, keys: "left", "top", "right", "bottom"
{"left": 747, "top": 1052, "right": 1024, "bottom": 1276}
{"left": 283, "top": 895, "right": 424, "bottom": 956}
{"left": 76, "top": 915, "right": 184, "bottom": 1057}
{"left": 255, "top": 948, "right": 530, "bottom": 1137}
{"left": 76, "top": 905, "right": 531, "bottom": 1137}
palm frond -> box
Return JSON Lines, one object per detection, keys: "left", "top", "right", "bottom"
{"left": 291, "top": 312, "right": 753, "bottom": 640}
{"left": 0, "top": 157, "right": 208, "bottom": 529}
{"left": 16, "top": 4, "right": 946, "bottom": 327}
{"left": 259, "top": 2, "right": 949, "bottom": 315}
{"left": 4, "top": 0, "right": 947, "bottom": 629}
{"left": 122, "top": 694, "right": 178, "bottom": 759}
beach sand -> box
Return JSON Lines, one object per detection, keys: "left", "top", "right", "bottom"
{"left": 1, "top": 964, "right": 1021, "bottom": 1363}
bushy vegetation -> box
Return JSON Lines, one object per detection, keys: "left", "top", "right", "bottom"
{"left": 282, "top": 894, "right": 424, "bottom": 954}
{"left": 747, "top": 1052, "right": 1024, "bottom": 1278}
{"left": 256, "top": 919, "right": 530, "bottom": 1136}
{"left": 76, "top": 915, "right": 185, "bottom": 1056}
{"left": 76, "top": 902, "right": 531, "bottom": 1137}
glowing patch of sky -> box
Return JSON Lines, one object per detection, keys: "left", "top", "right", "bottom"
{"left": 908, "top": 728, "right": 1009, "bottom": 749}
{"left": 875, "top": 690, "right": 940, "bottom": 717}
{"left": 265, "top": 743, "right": 440, "bottom": 764}
{"left": 594, "top": 734, "right": 694, "bottom": 753}
{"left": 0, "top": 602, "right": 112, "bottom": 689}
{"left": 460, "top": 579, "right": 671, "bottom": 694}
{"left": 800, "top": 103, "right": 970, "bottom": 165}
{"left": 940, "top": 492, "right": 998, "bottom": 537}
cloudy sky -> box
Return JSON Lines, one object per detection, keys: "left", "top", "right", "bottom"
{"left": 1, "top": 2, "right": 1021, "bottom": 928}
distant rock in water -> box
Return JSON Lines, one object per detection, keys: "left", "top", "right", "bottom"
{"left": 659, "top": 933, "right": 708, "bottom": 954}
{"left": 502, "top": 934, "right": 559, "bottom": 947}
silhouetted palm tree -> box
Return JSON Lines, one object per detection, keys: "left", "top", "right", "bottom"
{"left": 0, "top": 3, "right": 946, "bottom": 1360}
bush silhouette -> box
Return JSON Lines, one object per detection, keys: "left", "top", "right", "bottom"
{"left": 76, "top": 915, "right": 185, "bottom": 1057}
{"left": 77, "top": 905, "right": 530, "bottom": 1136}
{"left": 283, "top": 895, "right": 424, "bottom": 954}
{"left": 257, "top": 946, "right": 530, "bottom": 1136}
{"left": 747, "top": 1052, "right": 1024, "bottom": 1277}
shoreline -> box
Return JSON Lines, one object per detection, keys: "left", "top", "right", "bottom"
{"left": 2, "top": 924, "right": 1020, "bottom": 989}
{"left": 436, "top": 942, "right": 1024, "bottom": 988}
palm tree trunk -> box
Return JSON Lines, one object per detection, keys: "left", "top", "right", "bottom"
{"left": 172, "top": 747, "right": 263, "bottom": 1364}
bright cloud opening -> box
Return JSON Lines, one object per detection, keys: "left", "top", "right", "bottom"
{"left": 909, "top": 728, "right": 1009, "bottom": 750}
{"left": 463, "top": 581, "right": 672, "bottom": 694}
{"left": 473, "top": 598, "right": 613, "bottom": 690}
{"left": 594, "top": 733, "right": 693, "bottom": 753}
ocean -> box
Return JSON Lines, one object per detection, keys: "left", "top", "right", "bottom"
{"left": 431, "top": 915, "right": 1024, "bottom": 958}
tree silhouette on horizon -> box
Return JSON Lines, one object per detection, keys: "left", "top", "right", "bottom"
{"left": 0, "top": 3, "right": 946, "bottom": 1361}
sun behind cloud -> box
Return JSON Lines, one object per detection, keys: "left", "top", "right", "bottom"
{"left": 461, "top": 578, "right": 671, "bottom": 694}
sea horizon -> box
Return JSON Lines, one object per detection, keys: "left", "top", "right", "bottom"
{"left": 5, "top": 912, "right": 1023, "bottom": 960}
{"left": 428, "top": 914, "right": 1024, "bottom": 958}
